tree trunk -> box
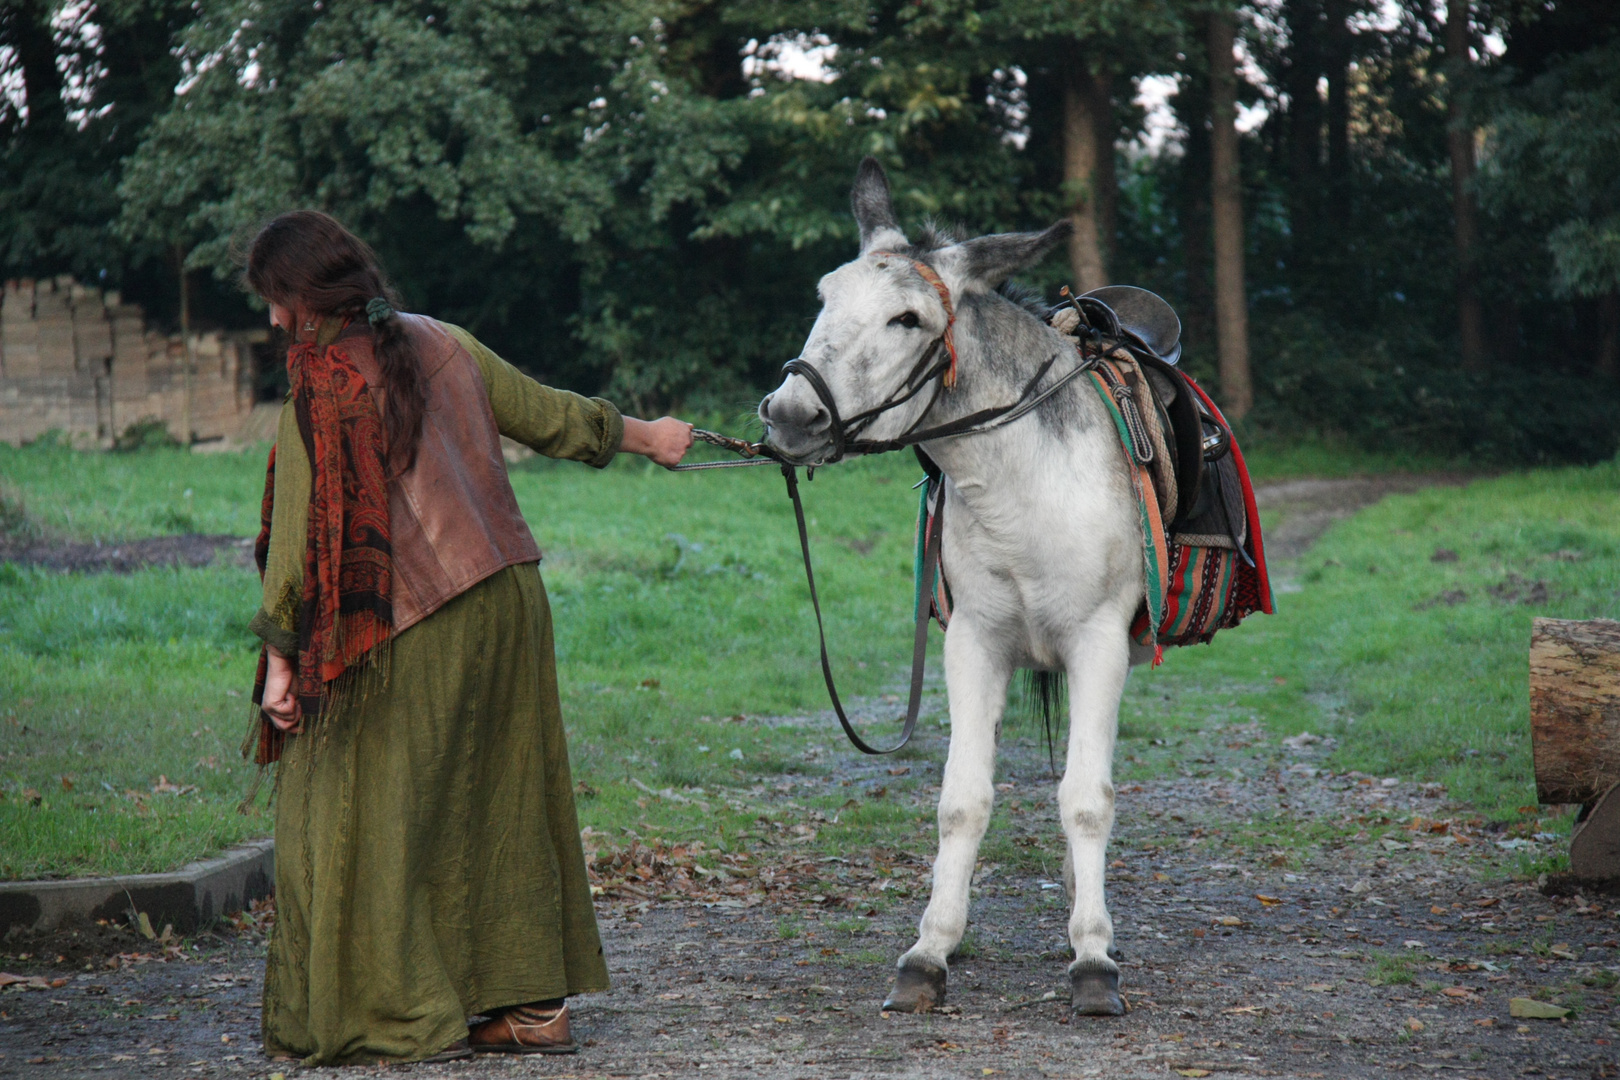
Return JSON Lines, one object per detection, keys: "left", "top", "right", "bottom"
{"left": 1597, "top": 292, "right": 1619, "bottom": 378}
{"left": 177, "top": 246, "right": 193, "bottom": 446}
{"left": 1208, "top": 8, "right": 1253, "bottom": 421}
{"left": 1324, "top": 0, "right": 1352, "bottom": 227}
{"left": 1177, "top": 76, "right": 1214, "bottom": 353}
{"left": 4, "top": 0, "right": 64, "bottom": 129}
{"left": 1282, "top": 0, "right": 1324, "bottom": 262}
{"left": 1530, "top": 618, "right": 1620, "bottom": 806}
{"left": 1445, "top": 0, "right": 1488, "bottom": 370}
{"left": 1063, "top": 55, "right": 1114, "bottom": 292}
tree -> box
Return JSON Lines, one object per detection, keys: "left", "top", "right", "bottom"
{"left": 0, "top": 1, "right": 191, "bottom": 291}
{"left": 1443, "top": 0, "right": 1488, "bottom": 369}
{"left": 1480, "top": 35, "right": 1620, "bottom": 376}
{"left": 1207, "top": 5, "right": 1252, "bottom": 419}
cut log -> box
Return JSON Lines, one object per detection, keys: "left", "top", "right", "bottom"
{"left": 1530, "top": 618, "right": 1620, "bottom": 806}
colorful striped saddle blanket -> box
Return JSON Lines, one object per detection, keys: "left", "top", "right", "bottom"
{"left": 914, "top": 343, "right": 1273, "bottom": 663}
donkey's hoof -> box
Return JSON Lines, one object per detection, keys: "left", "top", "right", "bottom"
{"left": 883, "top": 959, "right": 947, "bottom": 1013}
{"left": 1069, "top": 962, "right": 1125, "bottom": 1017}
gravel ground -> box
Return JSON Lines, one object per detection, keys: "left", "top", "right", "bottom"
{"left": 6, "top": 473, "right": 1616, "bottom": 1079}
{"left": 3, "top": 729, "right": 1615, "bottom": 1080}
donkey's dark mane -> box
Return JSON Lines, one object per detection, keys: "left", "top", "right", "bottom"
{"left": 997, "top": 279, "right": 1048, "bottom": 317}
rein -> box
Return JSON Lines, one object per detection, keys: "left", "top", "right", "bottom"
{"left": 674, "top": 433, "right": 942, "bottom": 755}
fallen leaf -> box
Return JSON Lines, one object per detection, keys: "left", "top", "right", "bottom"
{"left": 1442, "top": 987, "right": 1472, "bottom": 998}
{"left": 1175, "top": 1070, "right": 1211, "bottom": 1078}
{"left": 1213, "top": 915, "right": 1242, "bottom": 927}
{"left": 1224, "top": 1005, "right": 1265, "bottom": 1014}
{"left": 1153, "top": 872, "right": 1171, "bottom": 882}
{"left": 1430, "top": 906, "right": 1448, "bottom": 916}
{"left": 1475, "top": 897, "right": 1499, "bottom": 908}
{"left": 1406, "top": 1018, "right": 1425, "bottom": 1032}
{"left": 1510, "top": 998, "right": 1570, "bottom": 1019}
{"left": 1255, "top": 894, "right": 1282, "bottom": 906}
{"left": 1305, "top": 983, "right": 1333, "bottom": 992}
{"left": 1474, "top": 1017, "right": 1496, "bottom": 1027}
{"left": 1549, "top": 943, "right": 1578, "bottom": 961}
{"left": 888, "top": 766, "right": 910, "bottom": 776}
{"left": 136, "top": 912, "right": 156, "bottom": 940}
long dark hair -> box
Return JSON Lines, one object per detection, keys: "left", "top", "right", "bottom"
{"left": 244, "top": 210, "right": 425, "bottom": 471}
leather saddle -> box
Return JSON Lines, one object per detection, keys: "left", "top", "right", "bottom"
{"left": 1051, "top": 286, "right": 1248, "bottom": 557}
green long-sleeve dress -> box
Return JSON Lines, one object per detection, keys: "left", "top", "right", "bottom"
{"left": 252, "top": 323, "right": 621, "bottom": 1066}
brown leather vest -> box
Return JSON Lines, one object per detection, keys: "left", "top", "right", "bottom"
{"left": 338, "top": 314, "right": 541, "bottom": 635}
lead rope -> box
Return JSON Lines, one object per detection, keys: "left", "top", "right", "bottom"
{"left": 672, "top": 428, "right": 941, "bottom": 754}
{"left": 670, "top": 428, "right": 779, "bottom": 470}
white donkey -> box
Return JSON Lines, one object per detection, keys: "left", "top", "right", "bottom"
{"left": 759, "top": 159, "right": 1151, "bottom": 1017}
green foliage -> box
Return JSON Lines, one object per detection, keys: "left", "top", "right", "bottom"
{"left": 1243, "top": 310, "right": 1620, "bottom": 464}
{"left": 115, "top": 417, "right": 181, "bottom": 453}
{"left": 1367, "top": 953, "right": 1416, "bottom": 986}
{"left": 1480, "top": 38, "right": 1620, "bottom": 299}
{"left": 4, "top": 0, "right": 1619, "bottom": 461}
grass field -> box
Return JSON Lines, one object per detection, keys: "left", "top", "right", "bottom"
{"left": 1, "top": 436, "right": 1616, "bottom": 881}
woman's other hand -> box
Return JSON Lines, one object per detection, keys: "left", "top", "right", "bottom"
{"left": 621, "top": 416, "right": 694, "bottom": 468}
{"left": 263, "top": 646, "right": 302, "bottom": 732}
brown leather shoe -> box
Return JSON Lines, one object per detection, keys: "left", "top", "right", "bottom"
{"left": 469, "top": 1002, "right": 578, "bottom": 1055}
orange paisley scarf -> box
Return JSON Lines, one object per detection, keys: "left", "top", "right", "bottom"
{"left": 250, "top": 332, "right": 393, "bottom": 765}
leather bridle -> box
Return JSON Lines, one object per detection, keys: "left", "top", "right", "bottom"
{"left": 778, "top": 255, "right": 1094, "bottom": 466}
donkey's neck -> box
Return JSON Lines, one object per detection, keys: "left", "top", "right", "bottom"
{"left": 918, "top": 291, "right": 1100, "bottom": 499}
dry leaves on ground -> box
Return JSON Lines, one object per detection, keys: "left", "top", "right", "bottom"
{"left": 581, "top": 833, "right": 928, "bottom": 911}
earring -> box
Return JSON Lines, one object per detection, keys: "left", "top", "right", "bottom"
{"left": 302, "top": 320, "right": 316, "bottom": 332}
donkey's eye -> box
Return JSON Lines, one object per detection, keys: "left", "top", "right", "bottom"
{"left": 890, "top": 311, "right": 921, "bottom": 329}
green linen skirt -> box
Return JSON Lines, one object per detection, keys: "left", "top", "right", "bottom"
{"left": 262, "top": 563, "right": 608, "bottom": 1066}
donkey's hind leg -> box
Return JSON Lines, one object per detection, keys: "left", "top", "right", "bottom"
{"left": 883, "top": 619, "right": 1011, "bottom": 1013}
{"left": 1059, "top": 621, "right": 1131, "bottom": 1016}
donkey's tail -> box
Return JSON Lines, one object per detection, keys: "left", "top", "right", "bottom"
{"left": 1017, "top": 670, "right": 1067, "bottom": 776}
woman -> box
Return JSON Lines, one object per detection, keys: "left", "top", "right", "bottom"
{"left": 243, "top": 210, "right": 692, "bottom": 1065}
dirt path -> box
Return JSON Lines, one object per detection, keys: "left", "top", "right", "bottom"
{"left": 1253, "top": 474, "right": 1476, "bottom": 561}
{"left": 9, "top": 471, "right": 1615, "bottom": 1079}
{"left": 0, "top": 533, "right": 251, "bottom": 573}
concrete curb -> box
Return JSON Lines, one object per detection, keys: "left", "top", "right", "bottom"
{"left": 0, "top": 839, "right": 274, "bottom": 936}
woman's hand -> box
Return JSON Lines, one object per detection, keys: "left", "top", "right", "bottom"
{"left": 262, "top": 646, "right": 302, "bottom": 732}
{"left": 621, "top": 416, "right": 695, "bottom": 469}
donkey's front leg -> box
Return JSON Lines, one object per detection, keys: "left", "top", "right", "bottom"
{"left": 883, "top": 619, "right": 1011, "bottom": 1014}
{"left": 1059, "top": 622, "right": 1131, "bottom": 1016}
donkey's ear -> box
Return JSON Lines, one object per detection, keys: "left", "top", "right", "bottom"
{"left": 851, "top": 157, "right": 906, "bottom": 253}
{"left": 953, "top": 222, "right": 1072, "bottom": 289}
